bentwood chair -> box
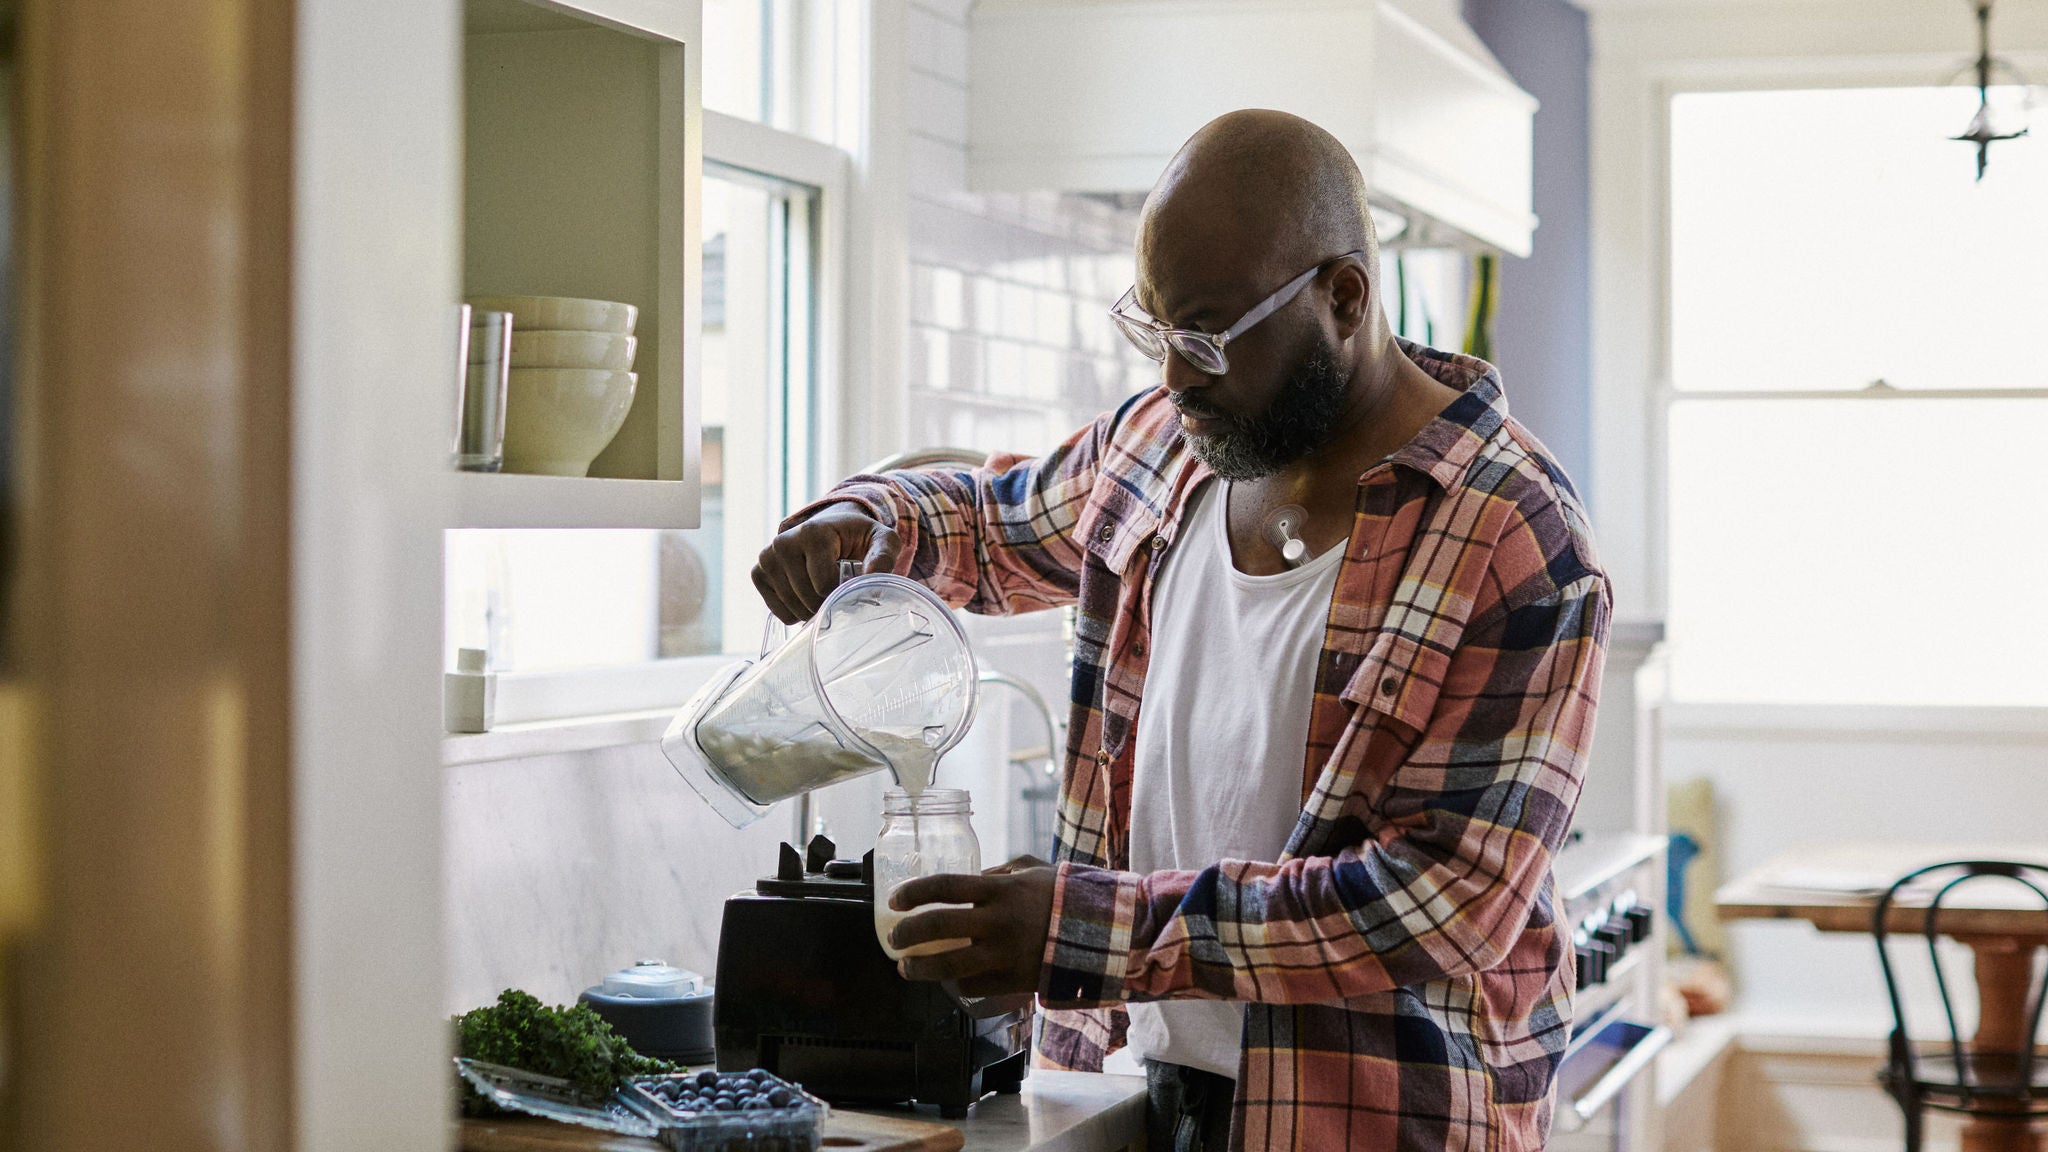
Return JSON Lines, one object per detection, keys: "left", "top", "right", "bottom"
{"left": 1871, "top": 861, "right": 2048, "bottom": 1152}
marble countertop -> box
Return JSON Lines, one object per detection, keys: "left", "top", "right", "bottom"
{"left": 847, "top": 1069, "right": 1147, "bottom": 1152}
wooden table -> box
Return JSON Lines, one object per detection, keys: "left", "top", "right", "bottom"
{"left": 459, "top": 1110, "right": 964, "bottom": 1152}
{"left": 456, "top": 1070, "right": 1146, "bottom": 1152}
{"left": 1719, "top": 843, "right": 2048, "bottom": 1152}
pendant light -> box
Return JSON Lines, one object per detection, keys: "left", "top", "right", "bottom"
{"left": 1949, "top": 0, "right": 2030, "bottom": 180}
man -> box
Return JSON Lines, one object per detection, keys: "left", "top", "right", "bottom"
{"left": 752, "top": 109, "right": 1609, "bottom": 1152}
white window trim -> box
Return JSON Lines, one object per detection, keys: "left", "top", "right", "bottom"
{"left": 1584, "top": 3, "right": 2048, "bottom": 718}
{"left": 1663, "top": 702, "right": 2048, "bottom": 740}
{"left": 442, "top": 655, "right": 735, "bottom": 766}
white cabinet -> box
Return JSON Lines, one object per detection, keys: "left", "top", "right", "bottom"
{"left": 966, "top": 0, "right": 1538, "bottom": 256}
{"left": 458, "top": 0, "right": 704, "bottom": 527}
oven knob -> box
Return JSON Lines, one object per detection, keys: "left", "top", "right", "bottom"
{"left": 1580, "top": 940, "right": 1615, "bottom": 987}
{"left": 1625, "top": 905, "right": 1654, "bottom": 942}
{"left": 1575, "top": 946, "right": 1596, "bottom": 991}
{"left": 1594, "top": 922, "right": 1630, "bottom": 960}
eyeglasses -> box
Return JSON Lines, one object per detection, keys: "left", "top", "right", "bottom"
{"left": 1109, "top": 251, "right": 1364, "bottom": 376}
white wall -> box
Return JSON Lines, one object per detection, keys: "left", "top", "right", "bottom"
{"left": 298, "top": 0, "right": 458, "bottom": 1145}
{"left": 1665, "top": 707, "right": 2048, "bottom": 1035}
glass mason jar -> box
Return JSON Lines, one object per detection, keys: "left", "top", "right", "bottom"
{"left": 872, "top": 788, "right": 980, "bottom": 960}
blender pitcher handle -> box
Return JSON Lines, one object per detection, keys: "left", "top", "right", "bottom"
{"left": 757, "top": 559, "right": 865, "bottom": 657}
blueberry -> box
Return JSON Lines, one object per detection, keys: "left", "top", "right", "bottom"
{"left": 766, "top": 1088, "right": 792, "bottom": 1107}
{"left": 712, "top": 1097, "right": 739, "bottom": 1112}
{"left": 743, "top": 1097, "right": 772, "bottom": 1110}
{"left": 695, "top": 1070, "right": 721, "bottom": 1090}
{"left": 747, "top": 1068, "right": 770, "bottom": 1082}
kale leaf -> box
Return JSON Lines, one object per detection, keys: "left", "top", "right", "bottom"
{"left": 453, "top": 988, "right": 676, "bottom": 1116}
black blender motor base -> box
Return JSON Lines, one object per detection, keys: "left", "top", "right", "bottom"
{"left": 713, "top": 836, "right": 1033, "bottom": 1119}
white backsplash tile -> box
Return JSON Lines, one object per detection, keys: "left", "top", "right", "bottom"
{"left": 928, "top": 266, "right": 966, "bottom": 330}
{"left": 909, "top": 0, "right": 974, "bottom": 31}
{"left": 907, "top": 132, "right": 967, "bottom": 198}
{"left": 984, "top": 339, "right": 1026, "bottom": 398}
{"left": 445, "top": 741, "right": 889, "bottom": 1016}
{"left": 906, "top": 4, "right": 969, "bottom": 86}
{"left": 907, "top": 70, "right": 968, "bottom": 147}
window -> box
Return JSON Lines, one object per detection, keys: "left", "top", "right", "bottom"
{"left": 444, "top": 164, "right": 829, "bottom": 717}
{"left": 1382, "top": 247, "right": 1471, "bottom": 352}
{"left": 701, "top": 0, "right": 846, "bottom": 145}
{"left": 1664, "top": 86, "right": 2048, "bottom": 706}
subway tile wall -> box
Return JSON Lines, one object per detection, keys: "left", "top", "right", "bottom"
{"left": 895, "top": 0, "right": 1149, "bottom": 865}
{"left": 903, "top": 0, "right": 1154, "bottom": 457}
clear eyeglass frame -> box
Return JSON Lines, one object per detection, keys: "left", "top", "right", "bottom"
{"left": 1108, "top": 250, "right": 1365, "bottom": 376}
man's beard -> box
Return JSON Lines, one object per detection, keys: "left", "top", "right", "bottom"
{"left": 1177, "top": 337, "right": 1349, "bottom": 481}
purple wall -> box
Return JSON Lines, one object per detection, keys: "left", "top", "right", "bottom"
{"left": 1462, "top": 0, "right": 1593, "bottom": 498}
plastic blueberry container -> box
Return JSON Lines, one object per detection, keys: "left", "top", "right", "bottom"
{"left": 622, "top": 1070, "right": 829, "bottom": 1152}
{"left": 454, "top": 1059, "right": 828, "bottom": 1152}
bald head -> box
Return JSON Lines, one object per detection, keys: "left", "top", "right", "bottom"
{"left": 1140, "top": 109, "right": 1378, "bottom": 287}
{"left": 1124, "top": 110, "right": 1414, "bottom": 481}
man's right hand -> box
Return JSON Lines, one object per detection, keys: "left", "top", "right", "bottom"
{"left": 751, "top": 502, "right": 902, "bottom": 624}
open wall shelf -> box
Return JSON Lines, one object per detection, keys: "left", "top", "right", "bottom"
{"left": 454, "top": 0, "right": 703, "bottom": 528}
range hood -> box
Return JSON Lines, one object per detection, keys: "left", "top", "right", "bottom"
{"left": 966, "top": 0, "right": 1538, "bottom": 256}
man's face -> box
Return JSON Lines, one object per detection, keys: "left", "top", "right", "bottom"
{"left": 1135, "top": 235, "right": 1354, "bottom": 480}
{"left": 1173, "top": 331, "right": 1350, "bottom": 480}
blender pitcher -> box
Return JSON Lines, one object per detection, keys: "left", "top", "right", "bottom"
{"left": 662, "top": 564, "right": 978, "bottom": 829}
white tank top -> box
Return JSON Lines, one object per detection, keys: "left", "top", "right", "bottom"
{"left": 1125, "top": 477, "right": 1346, "bottom": 1079}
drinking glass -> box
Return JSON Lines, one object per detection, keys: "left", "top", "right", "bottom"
{"left": 457, "top": 308, "right": 512, "bottom": 471}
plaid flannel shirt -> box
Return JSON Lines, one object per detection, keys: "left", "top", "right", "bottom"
{"left": 804, "top": 341, "right": 1609, "bottom": 1150}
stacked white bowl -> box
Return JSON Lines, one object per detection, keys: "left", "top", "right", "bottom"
{"left": 467, "top": 294, "right": 640, "bottom": 477}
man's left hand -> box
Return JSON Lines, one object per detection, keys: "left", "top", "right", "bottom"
{"left": 889, "top": 856, "right": 1057, "bottom": 996}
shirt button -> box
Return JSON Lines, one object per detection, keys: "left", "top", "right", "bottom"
{"left": 1151, "top": 535, "right": 1168, "bottom": 552}
{"left": 1097, "top": 524, "right": 1115, "bottom": 542}
{"left": 1095, "top": 750, "right": 1111, "bottom": 766}
{"left": 1132, "top": 643, "right": 1147, "bottom": 659}
{"left": 1380, "top": 677, "right": 1399, "bottom": 696}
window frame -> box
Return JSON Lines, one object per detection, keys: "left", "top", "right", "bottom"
{"left": 443, "top": 109, "right": 853, "bottom": 757}
{"left": 1590, "top": 41, "right": 2048, "bottom": 722}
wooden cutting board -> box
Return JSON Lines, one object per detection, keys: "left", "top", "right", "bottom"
{"left": 456, "top": 1111, "right": 964, "bottom": 1152}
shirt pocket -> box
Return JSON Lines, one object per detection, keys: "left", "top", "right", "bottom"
{"left": 1074, "top": 493, "right": 1154, "bottom": 578}
{"left": 1339, "top": 627, "right": 1454, "bottom": 735}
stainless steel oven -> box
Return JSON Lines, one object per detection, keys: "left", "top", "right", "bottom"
{"left": 1551, "top": 831, "right": 1672, "bottom": 1152}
